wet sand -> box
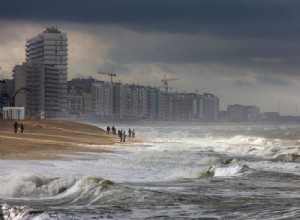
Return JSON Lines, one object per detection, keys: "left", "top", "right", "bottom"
{"left": 0, "top": 120, "right": 140, "bottom": 160}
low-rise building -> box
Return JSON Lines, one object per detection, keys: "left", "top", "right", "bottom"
{"left": 227, "top": 104, "right": 260, "bottom": 121}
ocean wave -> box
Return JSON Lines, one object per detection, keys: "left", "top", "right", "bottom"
{"left": 1, "top": 203, "right": 45, "bottom": 220}
{"left": 200, "top": 157, "right": 252, "bottom": 178}
{"left": 0, "top": 174, "right": 115, "bottom": 200}
{"left": 275, "top": 154, "right": 300, "bottom": 162}
{"left": 0, "top": 173, "right": 76, "bottom": 198}
{"left": 213, "top": 164, "right": 252, "bottom": 177}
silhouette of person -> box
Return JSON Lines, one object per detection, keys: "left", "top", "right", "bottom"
{"left": 20, "top": 123, "right": 24, "bottom": 133}
{"left": 13, "top": 121, "right": 19, "bottom": 133}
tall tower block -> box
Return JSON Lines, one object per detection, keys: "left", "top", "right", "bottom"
{"left": 26, "top": 26, "right": 68, "bottom": 116}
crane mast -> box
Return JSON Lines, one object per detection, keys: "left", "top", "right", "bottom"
{"left": 161, "top": 74, "right": 179, "bottom": 93}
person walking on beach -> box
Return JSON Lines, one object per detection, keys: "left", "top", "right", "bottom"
{"left": 123, "top": 130, "right": 126, "bottom": 142}
{"left": 107, "top": 126, "right": 110, "bottom": 134}
{"left": 132, "top": 129, "right": 135, "bottom": 138}
{"left": 112, "top": 125, "right": 116, "bottom": 134}
{"left": 128, "top": 128, "right": 132, "bottom": 138}
{"left": 118, "top": 130, "right": 122, "bottom": 142}
{"left": 13, "top": 121, "right": 19, "bottom": 133}
{"left": 20, "top": 123, "right": 24, "bottom": 133}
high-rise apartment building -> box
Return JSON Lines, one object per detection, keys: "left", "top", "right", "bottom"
{"left": 202, "top": 93, "right": 219, "bottom": 120}
{"left": 92, "top": 81, "right": 114, "bottom": 118}
{"left": 25, "top": 26, "right": 68, "bottom": 116}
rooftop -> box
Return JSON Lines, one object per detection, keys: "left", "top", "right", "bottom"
{"left": 43, "top": 26, "right": 61, "bottom": 34}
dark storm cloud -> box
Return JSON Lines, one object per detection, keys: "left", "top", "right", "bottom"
{"left": 1, "top": 0, "right": 300, "bottom": 36}
{"left": 2, "top": 0, "right": 300, "bottom": 79}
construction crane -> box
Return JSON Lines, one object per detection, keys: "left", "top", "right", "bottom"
{"left": 97, "top": 71, "right": 116, "bottom": 83}
{"left": 161, "top": 74, "right": 179, "bottom": 93}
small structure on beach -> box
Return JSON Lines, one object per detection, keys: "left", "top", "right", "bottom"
{"left": 2, "top": 107, "right": 25, "bottom": 119}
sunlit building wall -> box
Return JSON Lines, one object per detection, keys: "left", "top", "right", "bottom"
{"left": 92, "top": 81, "right": 113, "bottom": 117}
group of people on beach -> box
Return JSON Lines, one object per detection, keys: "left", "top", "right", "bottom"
{"left": 106, "top": 125, "right": 135, "bottom": 142}
{"left": 13, "top": 121, "right": 24, "bottom": 134}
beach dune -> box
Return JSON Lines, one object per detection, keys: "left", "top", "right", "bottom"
{"left": 0, "top": 120, "right": 125, "bottom": 160}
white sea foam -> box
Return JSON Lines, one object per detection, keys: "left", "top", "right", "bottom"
{"left": 213, "top": 164, "right": 250, "bottom": 177}
{"left": 0, "top": 173, "right": 76, "bottom": 197}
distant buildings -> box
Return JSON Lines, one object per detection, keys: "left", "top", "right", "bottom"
{"left": 91, "top": 81, "right": 219, "bottom": 121}
{"left": 203, "top": 93, "right": 219, "bottom": 120}
{"left": 67, "top": 77, "right": 95, "bottom": 118}
{"left": 227, "top": 104, "right": 260, "bottom": 121}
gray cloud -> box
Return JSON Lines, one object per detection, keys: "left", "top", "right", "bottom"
{"left": 234, "top": 79, "right": 253, "bottom": 88}
{"left": 255, "top": 74, "right": 290, "bottom": 86}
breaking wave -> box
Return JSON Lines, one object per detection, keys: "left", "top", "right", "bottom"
{"left": 200, "top": 157, "right": 252, "bottom": 178}
{"left": 275, "top": 153, "right": 300, "bottom": 162}
{"left": 0, "top": 174, "right": 114, "bottom": 200}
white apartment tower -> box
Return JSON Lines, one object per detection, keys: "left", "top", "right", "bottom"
{"left": 26, "top": 26, "right": 68, "bottom": 116}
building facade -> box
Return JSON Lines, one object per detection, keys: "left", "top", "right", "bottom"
{"left": 91, "top": 80, "right": 219, "bottom": 121}
{"left": 0, "top": 79, "right": 14, "bottom": 107}
{"left": 227, "top": 104, "right": 260, "bottom": 121}
{"left": 26, "top": 26, "right": 68, "bottom": 116}
{"left": 13, "top": 62, "right": 61, "bottom": 118}
{"left": 202, "top": 93, "right": 219, "bottom": 120}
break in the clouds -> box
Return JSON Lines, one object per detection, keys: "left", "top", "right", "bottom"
{"left": 1, "top": 0, "right": 300, "bottom": 115}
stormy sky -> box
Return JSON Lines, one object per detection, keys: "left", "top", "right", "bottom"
{"left": 1, "top": 0, "right": 300, "bottom": 115}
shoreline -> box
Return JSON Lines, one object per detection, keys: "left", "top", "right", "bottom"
{"left": 0, "top": 119, "right": 143, "bottom": 160}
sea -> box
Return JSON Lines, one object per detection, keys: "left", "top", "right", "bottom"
{"left": 0, "top": 121, "right": 299, "bottom": 220}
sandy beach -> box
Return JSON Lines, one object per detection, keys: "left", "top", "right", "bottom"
{"left": 0, "top": 119, "right": 139, "bottom": 160}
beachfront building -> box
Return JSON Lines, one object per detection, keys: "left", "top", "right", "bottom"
{"left": 193, "top": 94, "right": 204, "bottom": 119}
{"left": 13, "top": 62, "right": 61, "bottom": 118}
{"left": 82, "top": 92, "right": 93, "bottom": 117}
{"left": 66, "top": 87, "right": 83, "bottom": 118}
{"left": 227, "top": 104, "right": 246, "bottom": 121}
{"left": 66, "top": 88, "right": 93, "bottom": 118}
{"left": 246, "top": 105, "right": 260, "bottom": 120}
{"left": 119, "top": 84, "right": 147, "bottom": 119}
{"left": 67, "top": 77, "right": 95, "bottom": 118}
{"left": 91, "top": 79, "right": 220, "bottom": 121}
{"left": 157, "top": 91, "right": 175, "bottom": 120}
{"left": 92, "top": 81, "right": 113, "bottom": 118}
{"left": 145, "top": 86, "right": 159, "bottom": 120}
{"left": 227, "top": 104, "right": 260, "bottom": 121}
{"left": 131, "top": 85, "right": 151, "bottom": 119}
{"left": 0, "top": 79, "right": 14, "bottom": 107}
{"left": 172, "top": 93, "right": 194, "bottom": 120}
{"left": 202, "top": 93, "right": 219, "bottom": 120}
{"left": 92, "top": 82, "right": 159, "bottom": 120}
{"left": 25, "top": 26, "right": 68, "bottom": 117}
